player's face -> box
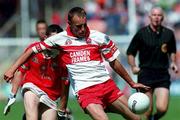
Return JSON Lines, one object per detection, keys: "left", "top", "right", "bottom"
{"left": 149, "top": 8, "right": 163, "bottom": 27}
{"left": 36, "top": 23, "right": 47, "bottom": 40}
{"left": 70, "top": 15, "right": 87, "bottom": 38}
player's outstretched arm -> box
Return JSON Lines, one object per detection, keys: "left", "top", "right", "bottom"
{"left": 109, "top": 59, "right": 150, "bottom": 91}
{"left": 4, "top": 48, "right": 33, "bottom": 82}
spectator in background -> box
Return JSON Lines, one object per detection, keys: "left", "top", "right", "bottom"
{"left": 51, "top": 10, "right": 62, "bottom": 25}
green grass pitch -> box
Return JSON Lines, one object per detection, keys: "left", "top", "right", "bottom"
{"left": 0, "top": 96, "right": 180, "bottom": 120}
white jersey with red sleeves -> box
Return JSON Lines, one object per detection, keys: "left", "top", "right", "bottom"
{"left": 32, "top": 27, "right": 120, "bottom": 94}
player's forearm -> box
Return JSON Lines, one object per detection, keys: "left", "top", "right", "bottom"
{"left": 59, "top": 81, "right": 70, "bottom": 111}
{"left": 11, "top": 71, "right": 24, "bottom": 95}
{"left": 10, "top": 48, "right": 33, "bottom": 73}
{"left": 127, "top": 55, "right": 137, "bottom": 67}
{"left": 59, "top": 97, "right": 68, "bottom": 111}
{"left": 109, "top": 59, "right": 135, "bottom": 87}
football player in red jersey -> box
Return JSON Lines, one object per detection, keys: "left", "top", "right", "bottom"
{"left": 9, "top": 20, "right": 48, "bottom": 97}
{"left": 4, "top": 24, "right": 70, "bottom": 120}
{"left": 3, "top": 20, "right": 47, "bottom": 117}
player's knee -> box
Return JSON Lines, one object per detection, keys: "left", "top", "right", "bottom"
{"left": 157, "top": 106, "right": 167, "bottom": 114}
{"left": 156, "top": 101, "right": 168, "bottom": 113}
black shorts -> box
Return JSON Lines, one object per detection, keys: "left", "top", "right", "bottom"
{"left": 138, "top": 68, "right": 171, "bottom": 89}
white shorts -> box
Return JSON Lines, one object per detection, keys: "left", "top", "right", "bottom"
{"left": 21, "top": 83, "right": 57, "bottom": 110}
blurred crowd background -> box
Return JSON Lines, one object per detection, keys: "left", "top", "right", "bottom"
{"left": 0, "top": 0, "right": 180, "bottom": 36}
{"left": 0, "top": 0, "right": 180, "bottom": 100}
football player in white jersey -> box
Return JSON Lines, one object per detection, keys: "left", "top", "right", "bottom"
{"left": 4, "top": 7, "right": 150, "bottom": 120}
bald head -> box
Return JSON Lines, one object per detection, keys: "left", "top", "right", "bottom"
{"left": 149, "top": 7, "right": 164, "bottom": 17}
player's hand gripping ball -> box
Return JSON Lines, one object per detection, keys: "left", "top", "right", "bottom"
{"left": 128, "top": 92, "right": 150, "bottom": 114}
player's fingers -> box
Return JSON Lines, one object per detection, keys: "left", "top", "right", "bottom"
{"left": 4, "top": 75, "right": 14, "bottom": 82}
{"left": 144, "top": 87, "right": 150, "bottom": 91}
{"left": 4, "top": 75, "right": 7, "bottom": 80}
{"left": 143, "top": 86, "right": 150, "bottom": 91}
{"left": 138, "top": 84, "right": 150, "bottom": 91}
{"left": 4, "top": 75, "right": 11, "bottom": 80}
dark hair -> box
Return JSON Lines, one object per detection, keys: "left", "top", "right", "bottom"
{"left": 36, "top": 20, "right": 47, "bottom": 26}
{"left": 46, "top": 24, "right": 63, "bottom": 36}
{"left": 68, "top": 7, "right": 86, "bottom": 22}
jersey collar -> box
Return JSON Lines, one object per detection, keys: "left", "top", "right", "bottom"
{"left": 148, "top": 25, "right": 163, "bottom": 34}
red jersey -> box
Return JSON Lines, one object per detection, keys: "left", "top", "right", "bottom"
{"left": 19, "top": 42, "right": 62, "bottom": 100}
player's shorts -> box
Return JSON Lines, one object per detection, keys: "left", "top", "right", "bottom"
{"left": 77, "top": 79, "right": 123, "bottom": 109}
{"left": 138, "top": 68, "right": 171, "bottom": 89}
{"left": 21, "top": 82, "right": 57, "bottom": 110}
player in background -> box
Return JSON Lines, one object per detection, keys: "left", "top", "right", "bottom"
{"left": 4, "top": 7, "right": 150, "bottom": 120}
{"left": 4, "top": 24, "right": 70, "bottom": 120}
{"left": 127, "top": 7, "right": 178, "bottom": 120}
{"left": 3, "top": 20, "right": 48, "bottom": 117}
{"left": 35, "top": 20, "right": 48, "bottom": 41}
{"left": 11, "top": 20, "right": 48, "bottom": 95}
